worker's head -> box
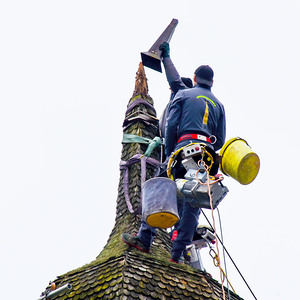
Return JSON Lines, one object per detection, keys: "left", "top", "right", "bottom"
{"left": 194, "top": 65, "right": 214, "bottom": 88}
{"left": 181, "top": 77, "right": 193, "bottom": 88}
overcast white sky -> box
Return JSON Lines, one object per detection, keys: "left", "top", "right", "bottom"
{"left": 1, "top": 1, "right": 299, "bottom": 299}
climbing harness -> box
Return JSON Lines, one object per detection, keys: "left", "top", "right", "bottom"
{"left": 168, "top": 143, "right": 228, "bottom": 209}
{"left": 167, "top": 143, "right": 200, "bottom": 179}
{"left": 177, "top": 133, "right": 212, "bottom": 144}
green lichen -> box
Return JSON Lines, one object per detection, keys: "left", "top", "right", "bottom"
{"left": 95, "top": 214, "right": 134, "bottom": 263}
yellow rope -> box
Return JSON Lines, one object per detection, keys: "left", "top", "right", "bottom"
{"left": 210, "top": 248, "right": 236, "bottom": 294}
{"left": 194, "top": 159, "right": 226, "bottom": 300}
{"left": 206, "top": 166, "right": 226, "bottom": 300}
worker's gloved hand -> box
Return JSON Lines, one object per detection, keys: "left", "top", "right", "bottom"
{"left": 159, "top": 42, "right": 170, "bottom": 58}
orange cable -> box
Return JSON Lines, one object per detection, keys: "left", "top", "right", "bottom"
{"left": 195, "top": 160, "right": 226, "bottom": 300}
{"left": 206, "top": 168, "right": 226, "bottom": 300}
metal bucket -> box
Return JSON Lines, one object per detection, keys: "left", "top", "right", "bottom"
{"left": 220, "top": 137, "right": 260, "bottom": 185}
{"left": 142, "top": 177, "right": 179, "bottom": 229}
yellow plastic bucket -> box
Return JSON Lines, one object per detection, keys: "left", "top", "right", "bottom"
{"left": 220, "top": 137, "right": 260, "bottom": 185}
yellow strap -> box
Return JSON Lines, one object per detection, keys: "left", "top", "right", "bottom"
{"left": 196, "top": 95, "right": 215, "bottom": 126}
{"left": 203, "top": 101, "right": 209, "bottom": 125}
{"left": 197, "top": 95, "right": 216, "bottom": 107}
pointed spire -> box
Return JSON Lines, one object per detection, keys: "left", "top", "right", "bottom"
{"left": 134, "top": 62, "right": 148, "bottom": 96}
{"left": 95, "top": 61, "right": 165, "bottom": 262}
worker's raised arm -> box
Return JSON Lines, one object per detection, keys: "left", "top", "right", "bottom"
{"left": 160, "top": 42, "right": 186, "bottom": 94}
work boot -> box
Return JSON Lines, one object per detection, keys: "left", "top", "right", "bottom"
{"left": 122, "top": 233, "right": 150, "bottom": 253}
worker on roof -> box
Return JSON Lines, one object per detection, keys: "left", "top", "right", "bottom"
{"left": 122, "top": 44, "right": 226, "bottom": 264}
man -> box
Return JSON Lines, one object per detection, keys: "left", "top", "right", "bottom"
{"left": 163, "top": 64, "right": 226, "bottom": 262}
{"left": 122, "top": 48, "right": 226, "bottom": 263}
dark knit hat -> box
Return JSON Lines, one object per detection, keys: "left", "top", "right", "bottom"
{"left": 194, "top": 65, "right": 214, "bottom": 87}
{"left": 181, "top": 77, "right": 193, "bottom": 88}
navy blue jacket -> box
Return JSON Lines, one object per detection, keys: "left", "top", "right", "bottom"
{"left": 165, "top": 84, "right": 226, "bottom": 156}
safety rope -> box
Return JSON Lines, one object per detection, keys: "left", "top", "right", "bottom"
{"left": 192, "top": 149, "right": 233, "bottom": 299}
{"left": 185, "top": 147, "right": 223, "bottom": 298}
{"left": 200, "top": 207, "right": 258, "bottom": 300}
{"left": 217, "top": 207, "right": 232, "bottom": 300}
{"left": 123, "top": 96, "right": 158, "bottom": 131}
{"left": 121, "top": 130, "right": 162, "bottom": 214}
{"left": 119, "top": 154, "right": 160, "bottom": 214}
{"left": 125, "top": 96, "right": 157, "bottom": 116}
{"left": 208, "top": 246, "right": 236, "bottom": 294}
{"left": 204, "top": 162, "right": 226, "bottom": 300}
{"left": 189, "top": 150, "right": 225, "bottom": 299}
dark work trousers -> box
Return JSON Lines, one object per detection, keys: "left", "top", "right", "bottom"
{"left": 171, "top": 139, "right": 202, "bottom": 260}
{"left": 137, "top": 219, "right": 156, "bottom": 249}
{"left": 171, "top": 200, "right": 200, "bottom": 261}
{"left": 137, "top": 200, "right": 200, "bottom": 261}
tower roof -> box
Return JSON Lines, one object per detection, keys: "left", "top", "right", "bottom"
{"left": 50, "top": 252, "right": 243, "bottom": 299}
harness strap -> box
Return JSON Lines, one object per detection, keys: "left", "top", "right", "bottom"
{"left": 178, "top": 134, "right": 211, "bottom": 143}
{"left": 122, "top": 134, "right": 161, "bottom": 157}
{"left": 120, "top": 154, "right": 160, "bottom": 214}
{"left": 125, "top": 97, "right": 156, "bottom": 115}
{"left": 122, "top": 113, "right": 158, "bottom": 130}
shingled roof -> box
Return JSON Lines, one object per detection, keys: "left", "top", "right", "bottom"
{"left": 40, "top": 63, "right": 244, "bottom": 300}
